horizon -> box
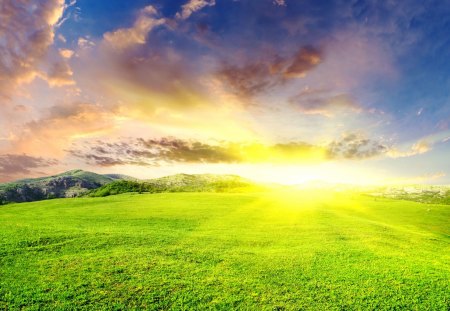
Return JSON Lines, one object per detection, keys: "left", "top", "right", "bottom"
{"left": 5, "top": 168, "right": 450, "bottom": 188}
{"left": 1, "top": 0, "right": 449, "bottom": 185}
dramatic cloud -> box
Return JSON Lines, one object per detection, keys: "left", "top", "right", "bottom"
{"left": 103, "top": 6, "right": 165, "bottom": 50}
{"left": 0, "top": 0, "right": 66, "bottom": 101}
{"left": 0, "top": 154, "right": 58, "bottom": 182}
{"left": 69, "top": 137, "right": 324, "bottom": 166}
{"left": 0, "top": 1, "right": 448, "bottom": 184}
{"left": 327, "top": 134, "right": 388, "bottom": 159}
{"left": 289, "top": 89, "right": 362, "bottom": 116}
{"left": 69, "top": 134, "right": 390, "bottom": 167}
{"left": 217, "top": 46, "right": 322, "bottom": 98}
{"left": 176, "top": 0, "right": 216, "bottom": 20}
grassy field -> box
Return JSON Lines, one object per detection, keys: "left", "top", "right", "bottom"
{"left": 0, "top": 191, "right": 449, "bottom": 310}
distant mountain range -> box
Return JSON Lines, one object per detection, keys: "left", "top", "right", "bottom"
{"left": 0, "top": 170, "right": 256, "bottom": 204}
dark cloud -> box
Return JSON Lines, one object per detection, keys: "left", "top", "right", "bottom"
{"left": 327, "top": 134, "right": 388, "bottom": 159}
{"left": 217, "top": 62, "right": 279, "bottom": 98}
{"left": 68, "top": 151, "right": 146, "bottom": 167}
{"left": 69, "top": 138, "right": 239, "bottom": 167}
{"left": 0, "top": 154, "right": 59, "bottom": 182}
{"left": 217, "top": 46, "right": 322, "bottom": 98}
{"left": 69, "top": 134, "right": 386, "bottom": 167}
{"left": 289, "top": 89, "right": 362, "bottom": 116}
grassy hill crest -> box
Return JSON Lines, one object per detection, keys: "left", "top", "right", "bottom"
{"left": 87, "top": 173, "right": 257, "bottom": 197}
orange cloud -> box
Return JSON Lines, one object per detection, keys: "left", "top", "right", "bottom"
{"left": 45, "top": 61, "right": 75, "bottom": 87}
{"left": 10, "top": 102, "right": 118, "bottom": 157}
{"left": 0, "top": 0, "right": 67, "bottom": 101}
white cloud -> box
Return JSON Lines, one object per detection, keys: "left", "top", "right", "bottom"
{"left": 176, "top": 0, "right": 216, "bottom": 20}
{"left": 103, "top": 5, "right": 165, "bottom": 50}
{"left": 273, "top": 0, "right": 286, "bottom": 6}
{"left": 78, "top": 37, "right": 96, "bottom": 49}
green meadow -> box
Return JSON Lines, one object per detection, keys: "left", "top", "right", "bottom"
{"left": 0, "top": 191, "right": 449, "bottom": 310}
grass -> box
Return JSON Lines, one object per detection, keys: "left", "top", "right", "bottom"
{"left": 0, "top": 190, "right": 449, "bottom": 310}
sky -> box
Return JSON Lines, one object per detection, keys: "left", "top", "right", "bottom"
{"left": 0, "top": 0, "right": 449, "bottom": 185}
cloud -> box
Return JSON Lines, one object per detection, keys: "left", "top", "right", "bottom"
{"left": 98, "top": 6, "right": 206, "bottom": 105}
{"left": 46, "top": 60, "right": 75, "bottom": 87}
{"left": 0, "top": 154, "right": 58, "bottom": 182}
{"left": 103, "top": 6, "right": 165, "bottom": 50}
{"left": 217, "top": 46, "right": 322, "bottom": 98}
{"left": 217, "top": 62, "right": 280, "bottom": 98}
{"left": 283, "top": 47, "right": 322, "bottom": 78}
{"left": 387, "top": 140, "right": 431, "bottom": 158}
{"left": 69, "top": 138, "right": 239, "bottom": 167}
{"left": 289, "top": 88, "right": 362, "bottom": 116}
{"left": 0, "top": 0, "right": 66, "bottom": 101}
{"left": 69, "top": 137, "right": 324, "bottom": 166}
{"left": 176, "top": 0, "right": 216, "bottom": 20}
{"left": 273, "top": 0, "right": 286, "bottom": 6}
{"left": 59, "top": 49, "right": 74, "bottom": 59}
{"left": 69, "top": 134, "right": 389, "bottom": 167}
{"left": 10, "top": 102, "right": 117, "bottom": 157}
{"left": 78, "top": 37, "right": 96, "bottom": 49}
{"left": 327, "top": 133, "right": 388, "bottom": 159}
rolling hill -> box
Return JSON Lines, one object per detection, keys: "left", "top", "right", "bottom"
{"left": 87, "top": 173, "right": 257, "bottom": 197}
{"left": 0, "top": 171, "right": 258, "bottom": 204}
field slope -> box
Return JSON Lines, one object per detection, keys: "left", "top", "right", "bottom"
{"left": 0, "top": 191, "right": 449, "bottom": 310}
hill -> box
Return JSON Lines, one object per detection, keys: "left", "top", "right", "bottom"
{"left": 0, "top": 169, "right": 129, "bottom": 204}
{"left": 87, "top": 173, "right": 257, "bottom": 197}
{"left": 0, "top": 171, "right": 259, "bottom": 203}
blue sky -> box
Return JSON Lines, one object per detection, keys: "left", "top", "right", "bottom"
{"left": 0, "top": 0, "right": 449, "bottom": 184}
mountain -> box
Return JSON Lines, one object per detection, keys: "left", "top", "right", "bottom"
{"left": 87, "top": 173, "right": 258, "bottom": 197}
{"left": 0, "top": 170, "right": 132, "bottom": 204}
